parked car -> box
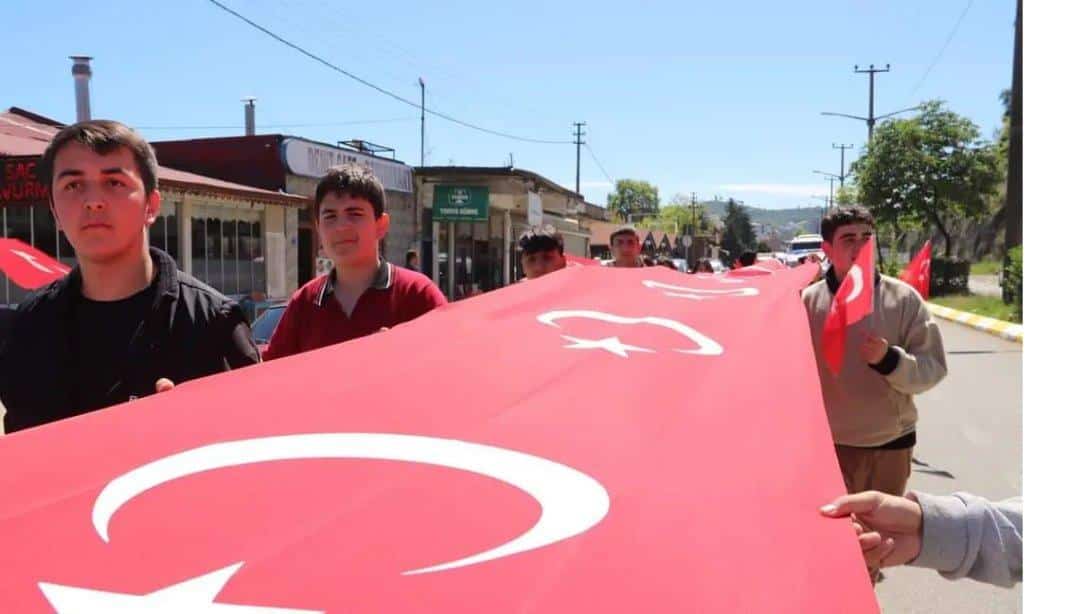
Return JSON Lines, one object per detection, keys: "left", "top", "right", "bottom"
{"left": 250, "top": 302, "right": 286, "bottom": 355}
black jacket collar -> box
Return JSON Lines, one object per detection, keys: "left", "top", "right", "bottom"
{"left": 52, "top": 247, "right": 180, "bottom": 306}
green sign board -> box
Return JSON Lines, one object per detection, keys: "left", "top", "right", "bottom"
{"left": 433, "top": 185, "right": 490, "bottom": 222}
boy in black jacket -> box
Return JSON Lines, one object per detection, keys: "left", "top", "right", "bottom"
{"left": 0, "top": 120, "right": 259, "bottom": 433}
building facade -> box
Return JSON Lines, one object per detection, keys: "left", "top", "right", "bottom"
{"left": 414, "top": 167, "right": 604, "bottom": 298}
{"left": 152, "top": 134, "right": 414, "bottom": 293}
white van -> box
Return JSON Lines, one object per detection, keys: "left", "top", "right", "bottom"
{"left": 786, "top": 234, "right": 824, "bottom": 265}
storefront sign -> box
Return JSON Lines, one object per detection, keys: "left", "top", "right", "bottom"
{"left": 0, "top": 157, "right": 49, "bottom": 206}
{"left": 281, "top": 138, "right": 413, "bottom": 193}
{"left": 528, "top": 192, "right": 543, "bottom": 227}
{"left": 433, "top": 186, "right": 489, "bottom": 222}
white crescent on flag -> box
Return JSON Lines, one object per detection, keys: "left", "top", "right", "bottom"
{"left": 93, "top": 433, "right": 611, "bottom": 576}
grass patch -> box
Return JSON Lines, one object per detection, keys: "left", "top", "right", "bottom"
{"left": 970, "top": 259, "right": 1002, "bottom": 275}
{"left": 931, "top": 294, "right": 1020, "bottom": 324}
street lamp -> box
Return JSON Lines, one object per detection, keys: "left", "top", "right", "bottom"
{"left": 820, "top": 106, "right": 923, "bottom": 143}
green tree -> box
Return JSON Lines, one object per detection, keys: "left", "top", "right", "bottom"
{"left": 836, "top": 183, "right": 858, "bottom": 206}
{"left": 852, "top": 100, "right": 1001, "bottom": 258}
{"left": 607, "top": 179, "right": 660, "bottom": 224}
{"left": 720, "top": 199, "right": 756, "bottom": 258}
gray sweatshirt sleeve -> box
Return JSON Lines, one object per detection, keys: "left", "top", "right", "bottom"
{"left": 908, "top": 491, "right": 1022, "bottom": 587}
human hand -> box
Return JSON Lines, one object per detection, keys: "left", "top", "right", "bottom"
{"left": 821, "top": 491, "right": 923, "bottom": 569}
{"left": 860, "top": 333, "right": 890, "bottom": 365}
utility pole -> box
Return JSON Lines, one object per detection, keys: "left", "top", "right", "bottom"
{"left": 833, "top": 143, "right": 853, "bottom": 191}
{"left": 813, "top": 170, "right": 838, "bottom": 209}
{"left": 822, "top": 64, "right": 918, "bottom": 145}
{"left": 418, "top": 77, "right": 425, "bottom": 167}
{"left": 573, "top": 122, "right": 586, "bottom": 196}
{"left": 856, "top": 64, "right": 889, "bottom": 142}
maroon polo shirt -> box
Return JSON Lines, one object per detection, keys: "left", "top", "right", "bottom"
{"left": 264, "top": 260, "right": 447, "bottom": 360}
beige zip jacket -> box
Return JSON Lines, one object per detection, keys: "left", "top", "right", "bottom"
{"left": 802, "top": 273, "right": 948, "bottom": 447}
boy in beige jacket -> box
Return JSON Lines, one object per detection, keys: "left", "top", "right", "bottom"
{"left": 802, "top": 206, "right": 947, "bottom": 497}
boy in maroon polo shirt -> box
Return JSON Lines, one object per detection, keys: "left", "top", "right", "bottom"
{"left": 264, "top": 164, "right": 446, "bottom": 360}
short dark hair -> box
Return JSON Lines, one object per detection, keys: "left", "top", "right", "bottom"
{"left": 314, "top": 163, "right": 386, "bottom": 219}
{"left": 739, "top": 250, "right": 757, "bottom": 267}
{"left": 656, "top": 258, "right": 677, "bottom": 270}
{"left": 820, "top": 205, "right": 876, "bottom": 242}
{"left": 609, "top": 226, "right": 638, "bottom": 245}
{"left": 406, "top": 249, "right": 419, "bottom": 262}
{"left": 41, "top": 120, "right": 158, "bottom": 199}
{"left": 518, "top": 226, "right": 564, "bottom": 255}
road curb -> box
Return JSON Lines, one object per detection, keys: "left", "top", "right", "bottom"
{"left": 927, "top": 302, "right": 1023, "bottom": 343}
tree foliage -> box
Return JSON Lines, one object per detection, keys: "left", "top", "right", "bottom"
{"left": 852, "top": 100, "right": 1002, "bottom": 257}
{"left": 607, "top": 179, "right": 660, "bottom": 224}
{"left": 720, "top": 198, "right": 756, "bottom": 258}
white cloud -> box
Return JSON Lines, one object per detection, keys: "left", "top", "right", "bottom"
{"left": 719, "top": 183, "right": 828, "bottom": 196}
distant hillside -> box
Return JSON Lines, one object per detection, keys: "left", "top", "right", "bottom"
{"left": 702, "top": 201, "right": 823, "bottom": 235}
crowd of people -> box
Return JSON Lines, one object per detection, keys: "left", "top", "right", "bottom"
{"left": 0, "top": 119, "right": 1020, "bottom": 592}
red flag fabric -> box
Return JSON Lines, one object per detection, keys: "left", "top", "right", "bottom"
{"left": 820, "top": 238, "right": 876, "bottom": 375}
{"left": 0, "top": 238, "right": 70, "bottom": 289}
{"left": 898, "top": 240, "right": 932, "bottom": 299}
{"left": 0, "top": 263, "right": 876, "bottom": 613}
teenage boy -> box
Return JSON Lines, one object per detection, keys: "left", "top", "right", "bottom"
{"left": 606, "top": 226, "right": 644, "bottom": 268}
{"left": 264, "top": 164, "right": 446, "bottom": 359}
{"left": 0, "top": 120, "right": 260, "bottom": 433}
{"left": 518, "top": 226, "right": 566, "bottom": 280}
{"left": 802, "top": 206, "right": 948, "bottom": 497}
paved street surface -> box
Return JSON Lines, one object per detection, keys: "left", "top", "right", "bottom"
{"left": 875, "top": 319, "right": 1022, "bottom": 613}
{"left": 968, "top": 274, "right": 1002, "bottom": 298}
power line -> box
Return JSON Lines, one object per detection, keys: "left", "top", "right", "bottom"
{"left": 135, "top": 118, "right": 415, "bottom": 130}
{"left": 584, "top": 144, "right": 614, "bottom": 185}
{"left": 909, "top": 0, "right": 975, "bottom": 97}
{"left": 207, "top": 0, "right": 568, "bottom": 145}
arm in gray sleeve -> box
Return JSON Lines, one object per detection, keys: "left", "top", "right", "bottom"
{"left": 909, "top": 491, "right": 1022, "bottom": 587}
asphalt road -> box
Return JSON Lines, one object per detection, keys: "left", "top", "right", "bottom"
{"left": 874, "top": 319, "right": 1022, "bottom": 613}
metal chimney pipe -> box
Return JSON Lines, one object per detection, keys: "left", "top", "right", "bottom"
{"left": 70, "top": 56, "right": 92, "bottom": 123}
{"left": 243, "top": 97, "right": 256, "bottom": 136}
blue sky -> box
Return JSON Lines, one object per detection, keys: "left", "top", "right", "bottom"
{"left": 2, "top": 0, "right": 1015, "bottom": 209}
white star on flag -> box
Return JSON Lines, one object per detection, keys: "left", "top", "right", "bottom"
{"left": 560, "top": 335, "right": 654, "bottom": 358}
{"left": 39, "top": 563, "right": 321, "bottom": 613}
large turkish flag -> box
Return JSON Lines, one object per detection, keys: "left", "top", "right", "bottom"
{"left": 0, "top": 238, "right": 70, "bottom": 290}
{"left": 0, "top": 263, "right": 877, "bottom": 613}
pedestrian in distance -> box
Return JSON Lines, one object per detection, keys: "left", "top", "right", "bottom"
{"left": 517, "top": 226, "right": 566, "bottom": 280}
{"left": 692, "top": 258, "right": 715, "bottom": 273}
{"left": 604, "top": 227, "right": 645, "bottom": 268}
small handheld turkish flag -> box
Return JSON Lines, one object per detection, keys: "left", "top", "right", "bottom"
{"left": 821, "top": 237, "right": 876, "bottom": 375}
{"left": 898, "top": 240, "right": 932, "bottom": 300}
{"left": 0, "top": 238, "right": 70, "bottom": 290}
